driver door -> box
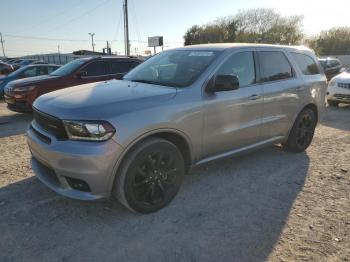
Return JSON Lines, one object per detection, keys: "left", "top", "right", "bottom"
{"left": 202, "top": 50, "right": 264, "bottom": 159}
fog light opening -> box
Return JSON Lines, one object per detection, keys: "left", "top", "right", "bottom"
{"left": 65, "top": 177, "right": 91, "bottom": 192}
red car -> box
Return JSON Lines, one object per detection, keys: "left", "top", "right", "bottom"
{"left": 4, "top": 56, "right": 142, "bottom": 112}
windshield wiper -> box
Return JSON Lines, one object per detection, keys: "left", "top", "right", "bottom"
{"left": 129, "top": 79, "right": 180, "bottom": 87}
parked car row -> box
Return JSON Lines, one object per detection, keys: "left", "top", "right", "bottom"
{"left": 0, "top": 60, "right": 14, "bottom": 75}
{"left": 27, "top": 43, "right": 326, "bottom": 213}
{"left": 3, "top": 56, "right": 142, "bottom": 112}
{"left": 0, "top": 64, "right": 60, "bottom": 97}
{"left": 0, "top": 58, "right": 48, "bottom": 75}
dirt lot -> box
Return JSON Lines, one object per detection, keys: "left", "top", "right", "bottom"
{"left": 0, "top": 101, "right": 349, "bottom": 262}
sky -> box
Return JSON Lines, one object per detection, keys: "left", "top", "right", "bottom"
{"left": 1, "top": 0, "right": 349, "bottom": 57}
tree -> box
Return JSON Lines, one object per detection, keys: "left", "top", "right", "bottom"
{"left": 183, "top": 8, "right": 304, "bottom": 46}
{"left": 306, "top": 27, "right": 350, "bottom": 55}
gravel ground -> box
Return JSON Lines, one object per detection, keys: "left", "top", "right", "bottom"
{"left": 0, "top": 101, "right": 349, "bottom": 262}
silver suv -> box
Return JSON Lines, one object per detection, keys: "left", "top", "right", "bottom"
{"left": 27, "top": 44, "right": 326, "bottom": 213}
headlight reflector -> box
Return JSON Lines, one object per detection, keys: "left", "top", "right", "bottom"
{"left": 13, "top": 85, "right": 36, "bottom": 92}
{"left": 63, "top": 120, "right": 115, "bottom": 141}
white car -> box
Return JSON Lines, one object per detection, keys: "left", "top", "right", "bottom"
{"left": 327, "top": 68, "right": 350, "bottom": 106}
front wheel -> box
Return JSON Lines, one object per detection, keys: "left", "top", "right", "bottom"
{"left": 114, "top": 138, "right": 185, "bottom": 213}
{"left": 283, "top": 108, "right": 317, "bottom": 153}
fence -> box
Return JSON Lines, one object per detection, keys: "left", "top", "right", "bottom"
{"left": 23, "top": 53, "right": 101, "bottom": 65}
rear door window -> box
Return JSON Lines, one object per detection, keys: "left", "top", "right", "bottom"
{"left": 37, "top": 66, "right": 48, "bottom": 75}
{"left": 21, "top": 67, "right": 37, "bottom": 78}
{"left": 47, "top": 66, "right": 58, "bottom": 74}
{"left": 81, "top": 61, "right": 109, "bottom": 76}
{"left": 259, "top": 51, "right": 294, "bottom": 82}
{"left": 108, "top": 60, "right": 140, "bottom": 74}
{"left": 291, "top": 53, "right": 320, "bottom": 75}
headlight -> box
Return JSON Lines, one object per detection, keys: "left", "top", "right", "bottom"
{"left": 13, "top": 85, "right": 36, "bottom": 92}
{"left": 328, "top": 79, "right": 337, "bottom": 87}
{"left": 63, "top": 120, "right": 115, "bottom": 141}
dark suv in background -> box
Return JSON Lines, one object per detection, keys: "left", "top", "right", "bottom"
{"left": 4, "top": 56, "right": 142, "bottom": 112}
{"left": 319, "top": 57, "right": 345, "bottom": 81}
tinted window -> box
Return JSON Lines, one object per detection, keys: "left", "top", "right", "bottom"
{"left": 259, "top": 51, "right": 293, "bottom": 82}
{"left": 109, "top": 61, "right": 130, "bottom": 74}
{"left": 47, "top": 66, "right": 58, "bottom": 74}
{"left": 21, "top": 67, "right": 37, "bottom": 78}
{"left": 37, "top": 66, "right": 48, "bottom": 75}
{"left": 50, "top": 60, "right": 85, "bottom": 76}
{"left": 292, "top": 53, "right": 320, "bottom": 75}
{"left": 216, "top": 51, "right": 255, "bottom": 87}
{"left": 82, "top": 61, "right": 108, "bottom": 76}
{"left": 328, "top": 60, "right": 340, "bottom": 68}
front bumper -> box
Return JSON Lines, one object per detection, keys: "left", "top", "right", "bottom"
{"left": 4, "top": 94, "right": 32, "bottom": 112}
{"left": 27, "top": 122, "right": 124, "bottom": 200}
{"left": 326, "top": 84, "right": 350, "bottom": 104}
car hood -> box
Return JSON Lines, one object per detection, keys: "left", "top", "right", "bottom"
{"left": 9, "top": 74, "right": 60, "bottom": 86}
{"left": 333, "top": 72, "right": 350, "bottom": 82}
{"left": 34, "top": 79, "right": 177, "bottom": 120}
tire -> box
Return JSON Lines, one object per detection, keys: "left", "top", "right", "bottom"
{"left": 283, "top": 108, "right": 317, "bottom": 153}
{"left": 114, "top": 137, "right": 185, "bottom": 213}
{"left": 327, "top": 100, "right": 339, "bottom": 107}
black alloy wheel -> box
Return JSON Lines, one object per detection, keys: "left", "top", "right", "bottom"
{"left": 115, "top": 138, "right": 185, "bottom": 213}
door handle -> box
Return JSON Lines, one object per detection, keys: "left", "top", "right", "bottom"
{"left": 296, "top": 86, "right": 305, "bottom": 91}
{"left": 249, "top": 94, "right": 261, "bottom": 100}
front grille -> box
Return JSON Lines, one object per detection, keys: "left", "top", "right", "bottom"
{"left": 338, "top": 82, "right": 350, "bottom": 89}
{"left": 33, "top": 109, "right": 67, "bottom": 140}
{"left": 334, "top": 94, "right": 350, "bottom": 100}
{"left": 4, "top": 86, "right": 13, "bottom": 95}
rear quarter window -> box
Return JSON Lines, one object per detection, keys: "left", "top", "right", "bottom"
{"left": 291, "top": 53, "right": 320, "bottom": 75}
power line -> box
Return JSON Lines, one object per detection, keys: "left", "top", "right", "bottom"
{"left": 41, "top": 0, "right": 113, "bottom": 35}
{"left": 3, "top": 33, "right": 183, "bottom": 45}
{"left": 3, "top": 33, "right": 88, "bottom": 42}
{"left": 12, "top": 0, "right": 85, "bottom": 35}
{"left": 130, "top": 0, "right": 143, "bottom": 53}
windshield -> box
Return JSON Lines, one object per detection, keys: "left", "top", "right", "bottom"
{"left": 50, "top": 60, "right": 85, "bottom": 76}
{"left": 7, "top": 66, "right": 27, "bottom": 77}
{"left": 124, "top": 50, "right": 220, "bottom": 87}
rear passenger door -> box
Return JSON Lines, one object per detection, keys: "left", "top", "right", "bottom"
{"left": 257, "top": 49, "right": 301, "bottom": 141}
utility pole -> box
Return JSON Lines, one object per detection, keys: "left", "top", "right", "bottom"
{"left": 57, "top": 45, "right": 61, "bottom": 64}
{"left": 89, "top": 33, "right": 95, "bottom": 53}
{"left": 0, "top": 32, "right": 6, "bottom": 57}
{"left": 123, "top": 0, "right": 130, "bottom": 56}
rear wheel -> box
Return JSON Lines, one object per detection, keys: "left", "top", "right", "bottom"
{"left": 114, "top": 138, "right": 185, "bottom": 213}
{"left": 283, "top": 108, "right": 317, "bottom": 153}
{"left": 327, "top": 100, "right": 339, "bottom": 107}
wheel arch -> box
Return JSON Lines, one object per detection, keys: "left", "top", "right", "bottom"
{"left": 285, "top": 102, "right": 319, "bottom": 142}
{"left": 108, "top": 129, "right": 193, "bottom": 195}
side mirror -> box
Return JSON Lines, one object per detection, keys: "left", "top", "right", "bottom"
{"left": 76, "top": 70, "right": 87, "bottom": 78}
{"left": 340, "top": 68, "right": 346, "bottom": 73}
{"left": 206, "top": 75, "right": 239, "bottom": 93}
